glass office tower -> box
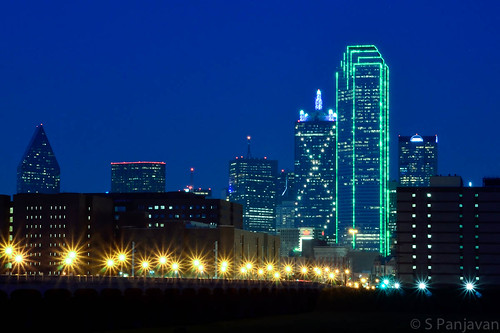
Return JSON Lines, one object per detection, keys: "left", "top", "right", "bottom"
{"left": 398, "top": 134, "right": 438, "bottom": 187}
{"left": 294, "top": 90, "right": 337, "bottom": 240}
{"left": 336, "top": 45, "right": 390, "bottom": 255}
{"left": 111, "top": 161, "right": 166, "bottom": 193}
{"left": 17, "top": 124, "right": 60, "bottom": 194}
{"left": 228, "top": 156, "right": 278, "bottom": 233}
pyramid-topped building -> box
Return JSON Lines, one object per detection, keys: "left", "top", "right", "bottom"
{"left": 17, "top": 124, "right": 60, "bottom": 194}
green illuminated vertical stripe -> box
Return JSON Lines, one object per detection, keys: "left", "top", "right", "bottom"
{"left": 385, "top": 65, "right": 390, "bottom": 256}
{"left": 379, "top": 63, "right": 383, "bottom": 255}
{"left": 352, "top": 63, "right": 356, "bottom": 250}
{"left": 335, "top": 71, "right": 339, "bottom": 244}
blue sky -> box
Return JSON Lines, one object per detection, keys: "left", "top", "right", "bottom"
{"left": 0, "top": 1, "right": 499, "bottom": 197}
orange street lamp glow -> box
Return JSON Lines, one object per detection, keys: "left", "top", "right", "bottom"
{"left": 14, "top": 254, "right": 23, "bottom": 264}
{"left": 107, "top": 259, "right": 115, "bottom": 268}
{"left": 193, "top": 259, "right": 200, "bottom": 268}
{"left": 158, "top": 256, "right": 167, "bottom": 265}
{"left": 4, "top": 246, "right": 13, "bottom": 257}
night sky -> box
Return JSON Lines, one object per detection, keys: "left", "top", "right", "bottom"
{"left": 1, "top": 1, "right": 498, "bottom": 197}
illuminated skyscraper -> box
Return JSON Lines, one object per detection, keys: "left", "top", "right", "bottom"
{"left": 17, "top": 124, "right": 60, "bottom": 194}
{"left": 336, "top": 45, "right": 390, "bottom": 255}
{"left": 294, "top": 90, "right": 337, "bottom": 239}
{"left": 111, "top": 161, "right": 166, "bottom": 193}
{"left": 228, "top": 151, "right": 278, "bottom": 233}
{"left": 398, "top": 134, "right": 438, "bottom": 187}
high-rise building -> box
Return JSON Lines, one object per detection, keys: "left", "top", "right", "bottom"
{"left": 228, "top": 152, "right": 278, "bottom": 233}
{"left": 111, "top": 162, "right": 166, "bottom": 193}
{"left": 294, "top": 89, "right": 337, "bottom": 240}
{"left": 17, "top": 124, "right": 61, "bottom": 194}
{"left": 398, "top": 134, "right": 438, "bottom": 187}
{"left": 336, "top": 45, "right": 390, "bottom": 255}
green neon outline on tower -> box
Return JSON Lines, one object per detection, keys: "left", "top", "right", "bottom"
{"left": 336, "top": 45, "right": 390, "bottom": 256}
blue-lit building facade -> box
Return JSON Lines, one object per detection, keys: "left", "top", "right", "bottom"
{"left": 398, "top": 134, "right": 438, "bottom": 187}
{"left": 228, "top": 156, "right": 278, "bottom": 233}
{"left": 294, "top": 90, "right": 337, "bottom": 240}
{"left": 17, "top": 124, "right": 61, "bottom": 194}
{"left": 336, "top": 45, "right": 390, "bottom": 255}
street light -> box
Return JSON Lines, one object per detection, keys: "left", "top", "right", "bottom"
{"left": 157, "top": 255, "right": 168, "bottom": 277}
{"left": 348, "top": 228, "right": 358, "bottom": 249}
{"left": 12, "top": 253, "right": 25, "bottom": 277}
{"left": 284, "top": 265, "right": 292, "bottom": 280}
{"left": 344, "top": 269, "right": 350, "bottom": 286}
{"left": 171, "top": 262, "right": 180, "bottom": 278}
{"left": 62, "top": 248, "right": 80, "bottom": 276}
{"left": 103, "top": 258, "right": 116, "bottom": 276}
{"left": 240, "top": 266, "right": 247, "bottom": 278}
{"left": 416, "top": 279, "right": 432, "bottom": 296}
{"left": 219, "top": 261, "right": 229, "bottom": 278}
{"left": 4, "top": 246, "right": 13, "bottom": 257}
{"left": 1, "top": 243, "right": 15, "bottom": 275}
{"left": 141, "top": 260, "right": 150, "bottom": 277}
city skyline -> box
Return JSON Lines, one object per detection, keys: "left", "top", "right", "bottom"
{"left": 0, "top": 1, "right": 498, "bottom": 197}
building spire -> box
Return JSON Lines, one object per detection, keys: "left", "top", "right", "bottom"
{"left": 247, "top": 136, "right": 252, "bottom": 158}
{"left": 315, "top": 89, "right": 322, "bottom": 110}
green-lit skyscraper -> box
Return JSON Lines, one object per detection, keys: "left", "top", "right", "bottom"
{"left": 336, "top": 45, "right": 390, "bottom": 255}
{"left": 294, "top": 90, "right": 337, "bottom": 240}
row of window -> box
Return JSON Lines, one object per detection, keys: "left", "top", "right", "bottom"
{"left": 25, "top": 205, "right": 67, "bottom": 211}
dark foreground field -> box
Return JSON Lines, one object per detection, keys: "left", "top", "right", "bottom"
{"left": 0, "top": 279, "right": 497, "bottom": 333}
